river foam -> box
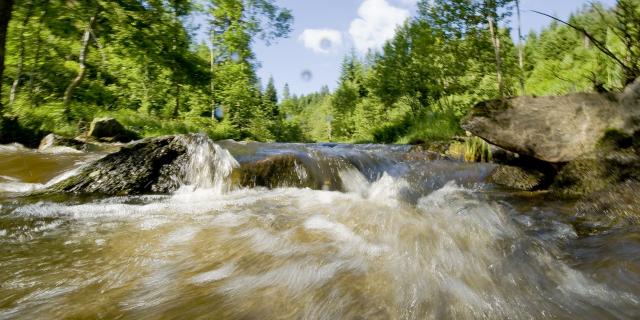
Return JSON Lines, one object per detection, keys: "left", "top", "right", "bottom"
{"left": 1, "top": 141, "right": 639, "bottom": 319}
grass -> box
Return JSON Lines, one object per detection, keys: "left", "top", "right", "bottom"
{"left": 371, "top": 109, "right": 462, "bottom": 145}
{"left": 447, "top": 137, "right": 493, "bottom": 162}
{"left": 4, "top": 97, "right": 240, "bottom": 142}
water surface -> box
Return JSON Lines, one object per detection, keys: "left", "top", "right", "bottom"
{"left": 0, "top": 141, "right": 638, "bottom": 319}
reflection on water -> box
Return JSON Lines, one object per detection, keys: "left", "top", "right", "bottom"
{"left": 0, "top": 141, "right": 639, "bottom": 319}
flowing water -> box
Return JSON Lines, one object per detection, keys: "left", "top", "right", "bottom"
{"left": 0, "top": 139, "right": 639, "bottom": 319}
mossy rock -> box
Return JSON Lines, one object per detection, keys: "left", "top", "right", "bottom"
{"left": 575, "top": 180, "right": 640, "bottom": 229}
{"left": 598, "top": 129, "right": 634, "bottom": 151}
{"left": 551, "top": 147, "right": 640, "bottom": 196}
{"left": 88, "top": 117, "right": 140, "bottom": 143}
{"left": 44, "top": 135, "right": 192, "bottom": 195}
{"left": 231, "top": 154, "right": 341, "bottom": 190}
{"left": 488, "top": 165, "right": 546, "bottom": 191}
{"left": 232, "top": 154, "right": 317, "bottom": 190}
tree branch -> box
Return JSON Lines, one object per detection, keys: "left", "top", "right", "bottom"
{"left": 531, "top": 10, "right": 634, "bottom": 76}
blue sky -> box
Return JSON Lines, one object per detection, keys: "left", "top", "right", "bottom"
{"left": 195, "top": 0, "right": 617, "bottom": 96}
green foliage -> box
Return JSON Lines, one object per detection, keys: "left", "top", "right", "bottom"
{"left": 294, "top": 0, "right": 640, "bottom": 146}
{"left": 0, "top": 0, "right": 293, "bottom": 142}
{"left": 2, "top": 0, "right": 637, "bottom": 147}
{"left": 391, "top": 109, "right": 463, "bottom": 144}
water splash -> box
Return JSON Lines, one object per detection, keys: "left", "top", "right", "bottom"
{"left": 2, "top": 141, "right": 640, "bottom": 319}
{"left": 177, "top": 134, "right": 239, "bottom": 193}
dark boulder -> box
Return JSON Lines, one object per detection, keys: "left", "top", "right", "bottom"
{"left": 233, "top": 154, "right": 318, "bottom": 190}
{"left": 45, "top": 135, "right": 194, "bottom": 195}
{"left": 88, "top": 117, "right": 140, "bottom": 143}
{"left": 232, "top": 153, "right": 350, "bottom": 191}
{"left": 0, "top": 116, "right": 47, "bottom": 148}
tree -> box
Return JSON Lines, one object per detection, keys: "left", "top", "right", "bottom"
{"left": 0, "top": 0, "right": 15, "bottom": 111}
{"left": 63, "top": 10, "right": 97, "bottom": 108}
{"left": 420, "top": 0, "right": 515, "bottom": 97}
{"left": 482, "top": 0, "right": 513, "bottom": 97}
{"left": 331, "top": 53, "right": 368, "bottom": 140}
{"left": 263, "top": 76, "right": 278, "bottom": 118}
{"left": 282, "top": 82, "right": 290, "bottom": 100}
{"left": 207, "top": 0, "right": 293, "bottom": 135}
{"left": 612, "top": 0, "right": 640, "bottom": 84}
{"left": 515, "top": 0, "right": 525, "bottom": 94}
{"left": 9, "top": 0, "right": 34, "bottom": 105}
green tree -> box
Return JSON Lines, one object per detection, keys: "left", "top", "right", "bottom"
{"left": 612, "top": 0, "right": 640, "bottom": 84}
{"left": 263, "top": 76, "right": 278, "bottom": 118}
{"left": 207, "top": 0, "right": 292, "bottom": 138}
{"left": 420, "top": 0, "right": 515, "bottom": 97}
{"left": 331, "top": 53, "right": 367, "bottom": 140}
{"left": 0, "top": 0, "right": 15, "bottom": 111}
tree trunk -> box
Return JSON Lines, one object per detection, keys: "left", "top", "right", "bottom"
{"left": 28, "top": 7, "right": 43, "bottom": 101}
{"left": 0, "top": 0, "right": 15, "bottom": 111}
{"left": 515, "top": 0, "right": 525, "bottom": 95}
{"left": 488, "top": 16, "right": 504, "bottom": 98}
{"left": 90, "top": 29, "right": 107, "bottom": 80}
{"left": 172, "top": 83, "right": 180, "bottom": 118}
{"left": 210, "top": 28, "right": 216, "bottom": 121}
{"left": 9, "top": 0, "right": 34, "bottom": 105}
{"left": 63, "top": 13, "right": 97, "bottom": 107}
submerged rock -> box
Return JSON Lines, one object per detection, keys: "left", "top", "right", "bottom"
{"left": 575, "top": 180, "right": 640, "bottom": 229}
{"left": 38, "top": 134, "right": 89, "bottom": 152}
{"left": 232, "top": 154, "right": 316, "bottom": 189}
{"left": 88, "top": 117, "right": 140, "bottom": 143}
{"left": 552, "top": 150, "right": 640, "bottom": 196}
{"left": 45, "top": 135, "right": 193, "bottom": 195}
{"left": 462, "top": 79, "right": 640, "bottom": 163}
{"left": 488, "top": 165, "right": 546, "bottom": 191}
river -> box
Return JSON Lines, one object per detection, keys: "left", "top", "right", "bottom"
{"left": 0, "top": 140, "right": 638, "bottom": 319}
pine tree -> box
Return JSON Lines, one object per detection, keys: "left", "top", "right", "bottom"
{"left": 263, "top": 76, "right": 278, "bottom": 118}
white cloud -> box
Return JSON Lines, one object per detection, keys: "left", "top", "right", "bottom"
{"left": 299, "top": 29, "right": 343, "bottom": 54}
{"left": 349, "top": 0, "right": 411, "bottom": 53}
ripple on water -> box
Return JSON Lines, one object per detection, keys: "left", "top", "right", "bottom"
{"left": 1, "top": 143, "right": 639, "bottom": 319}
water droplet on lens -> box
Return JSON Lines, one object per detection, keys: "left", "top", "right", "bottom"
{"left": 320, "top": 38, "right": 332, "bottom": 51}
{"left": 301, "top": 70, "right": 313, "bottom": 82}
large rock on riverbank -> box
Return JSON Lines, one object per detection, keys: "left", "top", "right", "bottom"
{"left": 462, "top": 78, "right": 640, "bottom": 163}
{"left": 88, "top": 117, "right": 140, "bottom": 143}
{"left": 38, "top": 133, "right": 123, "bottom": 153}
{"left": 464, "top": 79, "right": 640, "bottom": 226}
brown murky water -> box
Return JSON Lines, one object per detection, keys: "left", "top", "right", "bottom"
{"left": 0, "top": 141, "right": 638, "bottom": 319}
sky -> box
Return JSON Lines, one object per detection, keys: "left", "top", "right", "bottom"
{"left": 195, "top": 0, "right": 618, "bottom": 96}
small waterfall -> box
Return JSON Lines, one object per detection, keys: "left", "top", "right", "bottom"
{"left": 178, "top": 134, "right": 239, "bottom": 193}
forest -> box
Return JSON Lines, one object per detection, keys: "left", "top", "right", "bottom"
{"left": 0, "top": 0, "right": 639, "bottom": 145}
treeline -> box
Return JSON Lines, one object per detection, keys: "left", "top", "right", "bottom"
{"left": 0, "top": 0, "right": 294, "bottom": 141}
{"left": 1, "top": 0, "right": 639, "bottom": 144}
{"left": 281, "top": 0, "right": 640, "bottom": 144}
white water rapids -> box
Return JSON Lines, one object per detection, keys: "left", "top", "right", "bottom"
{"left": 0, "top": 140, "right": 638, "bottom": 319}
